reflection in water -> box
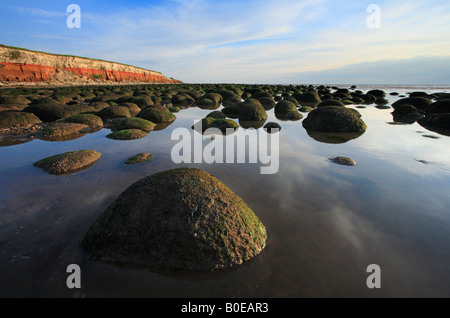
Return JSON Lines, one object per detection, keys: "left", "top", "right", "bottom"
{"left": 37, "top": 132, "right": 88, "bottom": 142}
{"left": 1, "top": 85, "right": 450, "bottom": 297}
{"left": 239, "top": 120, "right": 267, "bottom": 129}
{"left": 305, "top": 129, "right": 365, "bottom": 144}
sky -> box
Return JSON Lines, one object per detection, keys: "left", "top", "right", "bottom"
{"left": 0, "top": 0, "right": 449, "bottom": 84}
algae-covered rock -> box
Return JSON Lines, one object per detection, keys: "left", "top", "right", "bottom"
{"left": 193, "top": 117, "right": 239, "bottom": 134}
{"left": 302, "top": 106, "right": 367, "bottom": 132}
{"left": 317, "top": 99, "right": 345, "bottom": 108}
{"left": 0, "top": 111, "right": 42, "bottom": 129}
{"left": 274, "top": 100, "right": 303, "bottom": 120}
{"left": 206, "top": 111, "right": 226, "bottom": 119}
{"left": 33, "top": 150, "right": 101, "bottom": 175}
{"left": 238, "top": 99, "right": 268, "bottom": 121}
{"left": 97, "top": 106, "right": 131, "bottom": 119}
{"left": 136, "top": 106, "right": 176, "bottom": 123}
{"left": 111, "top": 117, "right": 155, "bottom": 133}
{"left": 63, "top": 114, "right": 103, "bottom": 128}
{"left": 106, "top": 129, "right": 148, "bottom": 140}
{"left": 81, "top": 168, "right": 267, "bottom": 271}
{"left": 38, "top": 122, "right": 90, "bottom": 141}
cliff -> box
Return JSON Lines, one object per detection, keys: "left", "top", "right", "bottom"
{"left": 0, "top": 45, "right": 182, "bottom": 85}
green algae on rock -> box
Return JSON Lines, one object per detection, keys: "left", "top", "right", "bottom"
{"left": 193, "top": 117, "right": 239, "bottom": 134}
{"left": 136, "top": 106, "right": 176, "bottom": 123}
{"left": 106, "top": 129, "right": 148, "bottom": 140}
{"left": 33, "top": 150, "right": 101, "bottom": 175}
{"left": 0, "top": 111, "right": 42, "bottom": 129}
{"left": 63, "top": 113, "right": 104, "bottom": 128}
{"left": 111, "top": 117, "right": 155, "bottom": 133}
{"left": 81, "top": 168, "right": 267, "bottom": 271}
{"left": 38, "top": 122, "right": 90, "bottom": 141}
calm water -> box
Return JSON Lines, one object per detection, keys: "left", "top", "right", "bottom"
{"left": 1, "top": 85, "right": 450, "bottom": 298}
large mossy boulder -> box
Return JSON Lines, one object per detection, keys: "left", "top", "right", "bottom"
{"left": 136, "top": 106, "right": 176, "bottom": 123}
{"left": 33, "top": 150, "right": 101, "bottom": 175}
{"left": 0, "top": 111, "right": 42, "bottom": 129}
{"left": 81, "top": 168, "right": 267, "bottom": 271}
{"left": 302, "top": 106, "right": 367, "bottom": 132}
{"left": 238, "top": 99, "right": 268, "bottom": 121}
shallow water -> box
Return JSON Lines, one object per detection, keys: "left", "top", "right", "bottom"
{"left": 1, "top": 85, "right": 450, "bottom": 298}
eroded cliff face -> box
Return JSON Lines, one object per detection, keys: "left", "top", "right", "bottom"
{"left": 0, "top": 45, "right": 181, "bottom": 85}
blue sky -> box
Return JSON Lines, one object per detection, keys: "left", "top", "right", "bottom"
{"left": 1, "top": 0, "right": 449, "bottom": 84}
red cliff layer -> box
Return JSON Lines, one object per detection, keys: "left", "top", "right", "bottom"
{"left": 0, "top": 62, "right": 181, "bottom": 84}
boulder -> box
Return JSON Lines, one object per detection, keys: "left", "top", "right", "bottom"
{"left": 238, "top": 99, "right": 268, "bottom": 121}
{"left": 302, "top": 106, "right": 367, "bottom": 132}
{"left": 33, "top": 150, "right": 101, "bottom": 175}
{"left": 81, "top": 168, "right": 267, "bottom": 271}
{"left": 0, "top": 111, "right": 42, "bottom": 129}
{"left": 111, "top": 117, "right": 155, "bottom": 133}
{"left": 38, "top": 122, "right": 90, "bottom": 141}
{"left": 106, "top": 129, "right": 148, "bottom": 140}
{"left": 136, "top": 106, "right": 176, "bottom": 123}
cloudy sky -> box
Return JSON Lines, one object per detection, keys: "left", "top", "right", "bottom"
{"left": 1, "top": 0, "right": 449, "bottom": 84}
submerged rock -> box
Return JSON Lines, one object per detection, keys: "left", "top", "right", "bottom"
{"left": 329, "top": 156, "right": 356, "bottom": 166}
{"left": 125, "top": 153, "right": 155, "bottom": 165}
{"left": 33, "top": 150, "right": 101, "bottom": 175}
{"left": 81, "top": 168, "right": 267, "bottom": 271}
